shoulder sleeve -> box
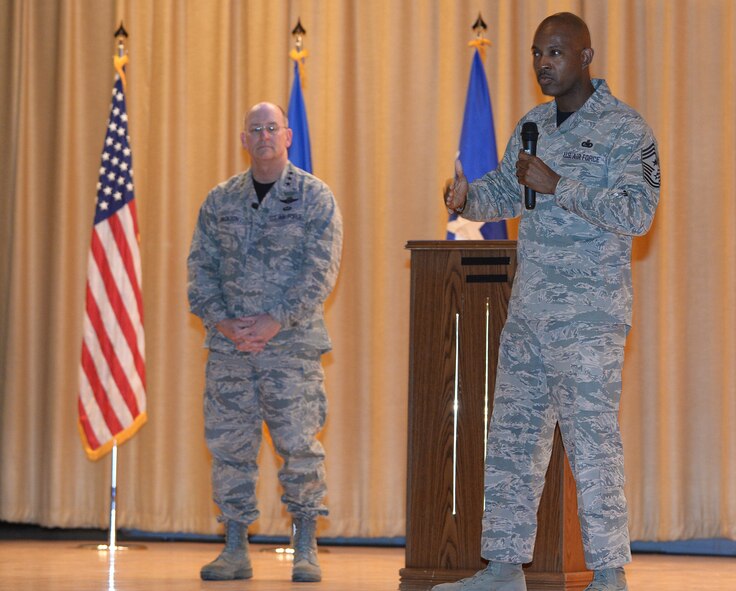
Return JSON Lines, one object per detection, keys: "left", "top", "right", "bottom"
{"left": 187, "top": 192, "right": 229, "bottom": 327}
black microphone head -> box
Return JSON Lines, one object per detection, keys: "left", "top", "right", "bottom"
{"left": 521, "top": 121, "right": 539, "bottom": 142}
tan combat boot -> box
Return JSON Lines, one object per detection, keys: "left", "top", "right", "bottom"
{"left": 200, "top": 520, "right": 253, "bottom": 580}
{"left": 291, "top": 517, "right": 321, "bottom": 582}
{"left": 584, "top": 567, "right": 628, "bottom": 590}
{"left": 432, "top": 562, "right": 527, "bottom": 591}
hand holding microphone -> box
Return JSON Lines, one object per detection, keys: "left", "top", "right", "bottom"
{"left": 521, "top": 123, "right": 539, "bottom": 209}
{"left": 516, "top": 122, "right": 561, "bottom": 209}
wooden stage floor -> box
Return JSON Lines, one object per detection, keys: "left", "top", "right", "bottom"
{"left": 1, "top": 540, "right": 735, "bottom": 590}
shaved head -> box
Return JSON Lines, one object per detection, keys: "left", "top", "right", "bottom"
{"left": 535, "top": 12, "right": 592, "bottom": 50}
{"left": 244, "top": 102, "right": 289, "bottom": 130}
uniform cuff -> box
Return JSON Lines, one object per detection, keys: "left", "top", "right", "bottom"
{"left": 266, "top": 306, "right": 290, "bottom": 329}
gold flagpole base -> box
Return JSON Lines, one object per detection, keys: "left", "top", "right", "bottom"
{"left": 77, "top": 542, "right": 146, "bottom": 551}
{"left": 259, "top": 545, "right": 294, "bottom": 557}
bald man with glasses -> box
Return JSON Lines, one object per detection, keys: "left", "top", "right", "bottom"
{"left": 188, "top": 102, "right": 343, "bottom": 584}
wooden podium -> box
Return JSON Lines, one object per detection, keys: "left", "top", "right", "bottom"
{"left": 400, "top": 241, "right": 592, "bottom": 591}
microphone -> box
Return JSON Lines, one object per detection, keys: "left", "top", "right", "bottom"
{"left": 521, "top": 122, "right": 539, "bottom": 210}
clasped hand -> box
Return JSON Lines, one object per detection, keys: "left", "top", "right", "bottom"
{"left": 216, "top": 314, "right": 282, "bottom": 354}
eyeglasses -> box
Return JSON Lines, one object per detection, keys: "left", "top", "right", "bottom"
{"left": 248, "top": 124, "right": 283, "bottom": 135}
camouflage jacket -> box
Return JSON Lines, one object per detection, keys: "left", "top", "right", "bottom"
{"left": 187, "top": 162, "right": 343, "bottom": 353}
{"left": 463, "top": 79, "right": 660, "bottom": 326}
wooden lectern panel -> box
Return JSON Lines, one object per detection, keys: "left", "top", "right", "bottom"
{"left": 401, "top": 241, "right": 591, "bottom": 591}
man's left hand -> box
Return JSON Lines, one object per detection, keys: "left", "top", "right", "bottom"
{"left": 516, "top": 151, "right": 561, "bottom": 195}
{"left": 235, "top": 314, "right": 282, "bottom": 353}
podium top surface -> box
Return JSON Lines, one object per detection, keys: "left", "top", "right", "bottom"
{"left": 405, "top": 240, "right": 517, "bottom": 251}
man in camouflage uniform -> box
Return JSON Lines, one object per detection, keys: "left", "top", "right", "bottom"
{"left": 438, "top": 13, "right": 659, "bottom": 591}
{"left": 188, "top": 102, "right": 342, "bottom": 583}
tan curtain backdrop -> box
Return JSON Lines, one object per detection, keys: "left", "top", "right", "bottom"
{"left": 1, "top": 0, "right": 734, "bottom": 541}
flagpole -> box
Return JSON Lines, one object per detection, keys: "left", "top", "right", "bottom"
{"left": 264, "top": 23, "right": 313, "bottom": 557}
{"left": 268, "top": 23, "right": 311, "bottom": 556}
{"left": 287, "top": 18, "right": 313, "bottom": 173}
{"left": 102, "top": 25, "right": 127, "bottom": 553}
{"left": 79, "top": 22, "right": 145, "bottom": 553}
{"left": 105, "top": 441, "right": 120, "bottom": 550}
{"left": 97, "top": 441, "right": 146, "bottom": 551}
{"left": 81, "top": 442, "right": 144, "bottom": 552}
{"left": 446, "top": 12, "right": 506, "bottom": 241}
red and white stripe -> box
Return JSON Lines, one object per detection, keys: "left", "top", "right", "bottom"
{"left": 78, "top": 201, "right": 146, "bottom": 459}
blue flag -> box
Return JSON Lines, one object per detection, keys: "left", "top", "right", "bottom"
{"left": 446, "top": 50, "right": 507, "bottom": 240}
{"left": 287, "top": 62, "right": 312, "bottom": 173}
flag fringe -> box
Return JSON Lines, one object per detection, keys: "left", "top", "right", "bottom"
{"left": 289, "top": 48, "right": 308, "bottom": 90}
{"left": 468, "top": 38, "right": 491, "bottom": 60}
{"left": 113, "top": 54, "right": 129, "bottom": 91}
{"left": 79, "top": 411, "right": 148, "bottom": 461}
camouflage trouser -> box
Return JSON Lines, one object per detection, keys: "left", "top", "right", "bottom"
{"left": 482, "top": 315, "right": 631, "bottom": 570}
{"left": 204, "top": 348, "right": 328, "bottom": 526}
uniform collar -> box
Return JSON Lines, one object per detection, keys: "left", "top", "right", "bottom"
{"left": 541, "top": 78, "right": 611, "bottom": 134}
{"left": 580, "top": 79, "right": 611, "bottom": 118}
{"left": 243, "top": 162, "right": 299, "bottom": 207}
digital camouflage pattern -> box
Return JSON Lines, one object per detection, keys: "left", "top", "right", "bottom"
{"left": 462, "top": 80, "right": 659, "bottom": 569}
{"left": 188, "top": 162, "right": 342, "bottom": 524}
{"left": 204, "top": 350, "right": 328, "bottom": 524}
{"left": 483, "top": 317, "right": 630, "bottom": 569}
{"left": 464, "top": 79, "right": 660, "bottom": 327}
{"left": 188, "top": 161, "right": 343, "bottom": 354}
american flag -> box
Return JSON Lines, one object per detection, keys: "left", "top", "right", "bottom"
{"left": 78, "top": 55, "right": 146, "bottom": 460}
